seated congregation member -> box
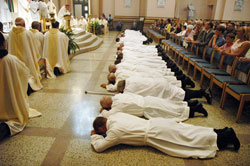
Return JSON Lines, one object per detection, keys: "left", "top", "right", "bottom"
{"left": 0, "top": 33, "right": 37, "bottom": 141}
{"left": 214, "top": 33, "right": 235, "bottom": 52}
{"left": 116, "top": 77, "right": 212, "bottom": 103}
{"left": 99, "top": 94, "right": 208, "bottom": 121}
{"left": 30, "top": 21, "right": 44, "bottom": 59}
{"left": 224, "top": 22, "right": 237, "bottom": 38}
{"left": 43, "top": 21, "right": 70, "bottom": 78}
{"left": 8, "top": 17, "right": 43, "bottom": 93}
{"left": 176, "top": 25, "right": 186, "bottom": 37}
{"left": 192, "top": 21, "right": 214, "bottom": 47}
{"left": 221, "top": 27, "right": 250, "bottom": 81}
{"left": 91, "top": 112, "right": 240, "bottom": 158}
{"left": 208, "top": 25, "right": 226, "bottom": 48}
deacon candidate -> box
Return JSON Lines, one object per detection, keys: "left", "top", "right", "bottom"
{"left": 99, "top": 94, "right": 208, "bottom": 122}
{"left": 91, "top": 112, "right": 240, "bottom": 158}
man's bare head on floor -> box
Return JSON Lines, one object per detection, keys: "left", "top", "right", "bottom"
{"left": 107, "top": 73, "right": 116, "bottom": 84}
{"left": 108, "top": 64, "right": 117, "bottom": 73}
{"left": 100, "top": 96, "right": 112, "bottom": 110}
{"left": 117, "top": 80, "right": 125, "bottom": 93}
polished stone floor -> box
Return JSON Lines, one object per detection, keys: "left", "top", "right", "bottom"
{"left": 0, "top": 31, "right": 250, "bottom": 166}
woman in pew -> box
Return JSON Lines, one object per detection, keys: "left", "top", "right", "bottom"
{"left": 220, "top": 27, "right": 250, "bottom": 76}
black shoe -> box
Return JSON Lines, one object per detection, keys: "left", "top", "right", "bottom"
{"left": 185, "top": 77, "right": 195, "bottom": 88}
{"left": 27, "top": 84, "right": 34, "bottom": 96}
{"left": 198, "top": 107, "right": 208, "bottom": 117}
{"left": 175, "top": 70, "right": 183, "bottom": 76}
{"left": 225, "top": 128, "right": 240, "bottom": 151}
{"left": 0, "top": 123, "right": 10, "bottom": 141}
{"left": 54, "top": 67, "right": 62, "bottom": 76}
{"left": 187, "top": 100, "right": 199, "bottom": 107}
{"left": 204, "top": 88, "right": 212, "bottom": 104}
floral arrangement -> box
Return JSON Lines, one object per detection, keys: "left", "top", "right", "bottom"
{"left": 59, "top": 27, "right": 80, "bottom": 55}
{"left": 89, "top": 20, "right": 103, "bottom": 35}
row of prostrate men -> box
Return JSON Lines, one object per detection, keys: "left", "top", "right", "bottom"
{"left": 90, "top": 30, "right": 240, "bottom": 159}
{"left": 0, "top": 23, "right": 241, "bottom": 158}
{"left": 0, "top": 17, "right": 70, "bottom": 140}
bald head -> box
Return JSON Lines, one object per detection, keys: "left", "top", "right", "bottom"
{"left": 15, "top": 17, "right": 25, "bottom": 27}
{"left": 107, "top": 73, "right": 116, "bottom": 84}
{"left": 100, "top": 96, "right": 113, "bottom": 109}
{"left": 109, "top": 64, "right": 117, "bottom": 73}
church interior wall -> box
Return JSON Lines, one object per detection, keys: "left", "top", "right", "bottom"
{"left": 91, "top": 0, "right": 100, "bottom": 17}
{"left": 102, "top": 0, "right": 115, "bottom": 18}
{"left": 114, "top": 0, "right": 140, "bottom": 17}
{"left": 222, "top": 0, "right": 250, "bottom": 21}
{"left": 146, "top": 0, "right": 175, "bottom": 18}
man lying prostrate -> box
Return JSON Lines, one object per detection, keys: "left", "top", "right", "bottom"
{"left": 116, "top": 77, "right": 212, "bottom": 104}
{"left": 117, "top": 30, "right": 147, "bottom": 44}
{"left": 101, "top": 73, "right": 182, "bottom": 92}
{"left": 100, "top": 94, "right": 208, "bottom": 122}
{"left": 0, "top": 33, "right": 41, "bottom": 141}
{"left": 91, "top": 112, "right": 240, "bottom": 158}
{"left": 115, "top": 52, "right": 174, "bottom": 74}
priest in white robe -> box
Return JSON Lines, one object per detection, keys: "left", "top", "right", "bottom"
{"left": 102, "top": 72, "right": 181, "bottom": 92}
{"left": 57, "top": 3, "right": 70, "bottom": 27}
{"left": 47, "top": 0, "right": 57, "bottom": 18}
{"left": 91, "top": 113, "right": 240, "bottom": 158}
{"left": 116, "top": 77, "right": 211, "bottom": 103}
{"left": 80, "top": 16, "right": 88, "bottom": 31}
{"left": 0, "top": 33, "right": 41, "bottom": 141}
{"left": 8, "top": 18, "right": 43, "bottom": 91}
{"left": 30, "top": 21, "right": 44, "bottom": 59}
{"left": 30, "top": 0, "right": 40, "bottom": 22}
{"left": 38, "top": 0, "right": 49, "bottom": 18}
{"left": 18, "top": 0, "right": 32, "bottom": 29}
{"left": 100, "top": 94, "right": 208, "bottom": 122}
{"left": 43, "top": 21, "right": 70, "bottom": 78}
{"left": 0, "top": 0, "right": 12, "bottom": 32}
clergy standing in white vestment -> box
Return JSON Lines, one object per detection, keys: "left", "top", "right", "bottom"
{"left": 100, "top": 94, "right": 191, "bottom": 122}
{"left": 57, "top": 3, "right": 70, "bottom": 27}
{"left": 38, "top": 0, "right": 49, "bottom": 18}
{"left": 80, "top": 16, "right": 88, "bottom": 31}
{"left": 30, "top": 21, "right": 44, "bottom": 59}
{"left": 18, "top": 0, "right": 32, "bottom": 29}
{"left": 8, "top": 18, "right": 43, "bottom": 91}
{"left": 47, "top": 0, "right": 57, "bottom": 18}
{"left": 43, "top": 21, "right": 70, "bottom": 78}
{"left": 0, "top": 0, "right": 12, "bottom": 31}
{"left": 0, "top": 33, "right": 41, "bottom": 140}
{"left": 91, "top": 112, "right": 220, "bottom": 158}
{"left": 30, "top": 0, "right": 40, "bottom": 22}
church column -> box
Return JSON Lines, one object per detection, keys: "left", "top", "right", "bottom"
{"left": 214, "top": 0, "right": 226, "bottom": 20}
{"left": 99, "top": 0, "right": 103, "bottom": 17}
{"left": 139, "top": 0, "right": 147, "bottom": 17}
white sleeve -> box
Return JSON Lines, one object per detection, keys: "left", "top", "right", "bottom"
{"left": 91, "top": 129, "right": 119, "bottom": 152}
{"left": 100, "top": 110, "right": 112, "bottom": 118}
{"left": 106, "top": 84, "right": 117, "bottom": 92}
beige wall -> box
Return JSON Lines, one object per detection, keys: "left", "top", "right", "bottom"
{"left": 146, "top": 0, "right": 175, "bottom": 18}
{"left": 114, "top": 0, "right": 140, "bottom": 16}
{"left": 222, "top": 0, "right": 250, "bottom": 21}
{"left": 103, "top": 0, "right": 115, "bottom": 17}
{"left": 91, "top": 0, "right": 100, "bottom": 17}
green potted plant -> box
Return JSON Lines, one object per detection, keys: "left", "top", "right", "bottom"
{"left": 59, "top": 27, "right": 80, "bottom": 55}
